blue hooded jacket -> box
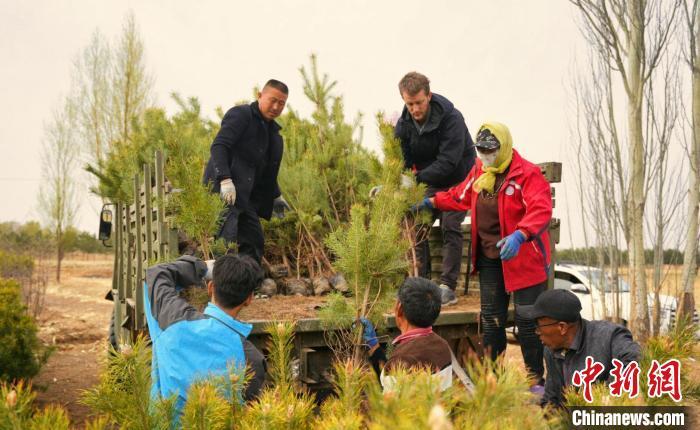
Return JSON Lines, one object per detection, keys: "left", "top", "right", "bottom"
{"left": 143, "top": 256, "right": 265, "bottom": 413}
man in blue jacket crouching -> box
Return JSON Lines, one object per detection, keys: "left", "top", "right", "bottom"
{"left": 144, "top": 254, "right": 266, "bottom": 414}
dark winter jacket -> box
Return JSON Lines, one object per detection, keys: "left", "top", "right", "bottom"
{"left": 385, "top": 332, "right": 452, "bottom": 373}
{"left": 394, "top": 93, "right": 476, "bottom": 188}
{"left": 203, "top": 101, "right": 283, "bottom": 220}
{"left": 541, "top": 319, "right": 641, "bottom": 407}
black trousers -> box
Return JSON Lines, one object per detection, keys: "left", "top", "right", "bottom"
{"left": 416, "top": 186, "right": 466, "bottom": 289}
{"left": 477, "top": 254, "right": 545, "bottom": 382}
{"left": 218, "top": 206, "right": 264, "bottom": 263}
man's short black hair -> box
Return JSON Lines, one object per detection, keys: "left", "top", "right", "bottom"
{"left": 263, "top": 79, "right": 289, "bottom": 95}
{"left": 212, "top": 254, "right": 263, "bottom": 309}
{"left": 397, "top": 277, "right": 442, "bottom": 328}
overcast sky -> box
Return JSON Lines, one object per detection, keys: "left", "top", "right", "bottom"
{"left": 0, "top": 0, "right": 587, "bottom": 247}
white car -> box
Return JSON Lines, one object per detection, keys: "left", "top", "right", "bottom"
{"left": 553, "top": 263, "right": 699, "bottom": 335}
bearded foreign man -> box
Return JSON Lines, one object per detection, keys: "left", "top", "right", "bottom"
{"left": 394, "top": 72, "right": 476, "bottom": 306}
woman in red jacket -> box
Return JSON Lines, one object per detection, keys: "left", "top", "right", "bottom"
{"left": 416, "top": 122, "right": 552, "bottom": 388}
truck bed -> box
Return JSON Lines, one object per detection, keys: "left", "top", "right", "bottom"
{"left": 239, "top": 294, "right": 486, "bottom": 334}
{"left": 240, "top": 294, "right": 481, "bottom": 321}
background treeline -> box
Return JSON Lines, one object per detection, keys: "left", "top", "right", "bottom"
{"left": 0, "top": 221, "right": 110, "bottom": 256}
{"left": 557, "top": 247, "right": 700, "bottom": 266}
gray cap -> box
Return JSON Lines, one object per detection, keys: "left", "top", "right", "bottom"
{"left": 519, "top": 289, "right": 582, "bottom": 322}
{"left": 474, "top": 128, "right": 501, "bottom": 150}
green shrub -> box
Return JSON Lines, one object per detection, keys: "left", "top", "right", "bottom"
{"left": 315, "top": 360, "right": 368, "bottom": 430}
{"left": 27, "top": 404, "right": 70, "bottom": 430}
{"left": 0, "top": 251, "right": 34, "bottom": 280}
{"left": 1, "top": 381, "right": 78, "bottom": 429}
{"left": 81, "top": 336, "right": 158, "bottom": 430}
{"left": 0, "top": 221, "right": 51, "bottom": 255}
{"left": 0, "top": 279, "right": 50, "bottom": 382}
{"left": 179, "top": 381, "right": 231, "bottom": 430}
{"left": 0, "top": 380, "right": 35, "bottom": 429}
{"left": 238, "top": 322, "right": 316, "bottom": 430}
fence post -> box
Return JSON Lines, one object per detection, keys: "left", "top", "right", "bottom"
{"left": 114, "top": 203, "right": 124, "bottom": 345}
{"left": 144, "top": 163, "right": 154, "bottom": 264}
{"left": 155, "top": 151, "right": 167, "bottom": 261}
{"left": 134, "top": 172, "right": 145, "bottom": 332}
{"left": 124, "top": 204, "right": 133, "bottom": 302}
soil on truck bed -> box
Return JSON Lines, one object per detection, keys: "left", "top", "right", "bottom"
{"left": 238, "top": 293, "right": 482, "bottom": 321}
{"left": 240, "top": 295, "right": 329, "bottom": 320}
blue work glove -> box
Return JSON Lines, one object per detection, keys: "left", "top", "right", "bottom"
{"left": 358, "top": 317, "right": 378, "bottom": 348}
{"left": 496, "top": 230, "right": 527, "bottom": 261}
{"left": 409, "top": 197, "right": 434, "bottom": 215}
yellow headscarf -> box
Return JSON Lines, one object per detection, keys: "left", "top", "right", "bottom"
{"left": 472, "top": 122, "right": 514, "bottom": 194}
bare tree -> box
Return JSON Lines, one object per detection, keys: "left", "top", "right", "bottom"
{"left": 570, "top": 0, "right": 681, "bottom": 340}
{"left": 39, "top": 101, "right": 80, "bottom": 283}
{"left": 643, "top": 55, "right": 687, "bottom": 335}
{"left": 679, "top": 0, "right": 700, "bottom": 319}
{"left": 73, "top": 11, "right": 155, "bottom": 210}
{"left": 72, "top": 29, "right": 112, "bottom": 166}
{"left": 570, "top": 54, "right": 625, "bottom": 321}
{"left": 111, "top": 11, "right": 154, "bottom": 144}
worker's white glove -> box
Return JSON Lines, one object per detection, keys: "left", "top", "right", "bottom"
{"left": 220, "top": 179, "right": 236, "bottom": 205}
{"left": 272, "top": 196, "right": 292, "bottom": 218}
{"left": 204, "top": 259, "right": 215, "bottom": 281}
{"left": 369, "top": 175, "right": 413, "bottom": 199}
{"left": 369, "top": 185, "right": 383, "bottom": 199}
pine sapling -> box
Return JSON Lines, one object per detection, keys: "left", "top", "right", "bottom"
{"left": 27, "top": 405, "right": 70, "bottom": 430}
{"left": 180, "top": 381, "right": 230, "bottom": 430}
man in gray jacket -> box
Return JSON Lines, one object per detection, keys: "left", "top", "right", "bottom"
{"left": 520, "top": 289, "right": 641, "bottom": 407}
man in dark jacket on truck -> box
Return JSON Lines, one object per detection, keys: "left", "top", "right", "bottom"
{"left": 395, "top": 72, "right": 476, "bottom": 306}
{"left": 203, "top": 79, "right": 292, "bottom": 262}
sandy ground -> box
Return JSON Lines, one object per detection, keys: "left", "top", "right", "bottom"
{"left": 32, "top": 254, "right": 114, "bottom": 428}
{"left": 28, "top": 255, "right": 700, "bottom": 427}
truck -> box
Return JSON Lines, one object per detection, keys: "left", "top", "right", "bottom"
{"left": 98, "top": 150, "right": 562, "bottom": 392}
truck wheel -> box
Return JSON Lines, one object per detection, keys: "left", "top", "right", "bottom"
{"left": 109, "top": 312, "right": 119, "bottom": 352}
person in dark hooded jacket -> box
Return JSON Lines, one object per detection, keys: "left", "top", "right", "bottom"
{"left": 395, "top": 72, "right": 476, "bottom": 306}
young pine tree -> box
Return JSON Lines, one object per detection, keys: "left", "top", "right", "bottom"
{"left": 239, "top": 322, "right": 316, "bottom": 430}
